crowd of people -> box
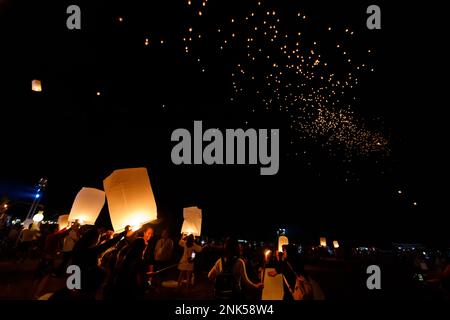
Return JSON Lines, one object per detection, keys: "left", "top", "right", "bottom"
{"left": 1, "top": 214, "right": 449, "bottom": 300}
{"left": 0, "top": 218, "right": 317, "bottom": 300}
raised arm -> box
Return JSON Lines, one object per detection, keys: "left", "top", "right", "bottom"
{"left": 238, "top": 258, "right": 262, "bottom": 289}
{"left": 208, "top": 259, "right": 221, "bottom": 281}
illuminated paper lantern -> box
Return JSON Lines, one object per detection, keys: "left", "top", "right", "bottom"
{"left": 278, "top": 235, "right": 289, "bottom": 252}
{"left": 181, "top": 206, "right": 202, "bottom": 236}
{"left": 68, "top": 187, "right": 105, "bottom": 225}
{"left": 103, "top": 168, "right": 158, "bottom": 232}
{"left": 333, "top": 240, "right": 340, "bottom": 249}
{"left": 320, "top": 237, "right": 327, "bottom": 247}
{"left": 58, "top": 214, "right": 70, "bottom": 230}
{"left": 262, "top": 268, "right": 284, "bottom": 300}
{"left": 33, "top": 211, "right": 44, "bottom": 222}
{"left": 32, "top": 79, "right": 42, "bottom": 92}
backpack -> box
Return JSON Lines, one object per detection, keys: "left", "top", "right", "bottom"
{"left": 214, "top": 257, "right": 240, "bottom": 299}
{"left": 284, "top": 261, "right": 313, "bottom": 300}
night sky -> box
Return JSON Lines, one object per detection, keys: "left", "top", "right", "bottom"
{"left": 0, "top": 1, "right": 448, "bottom": 245}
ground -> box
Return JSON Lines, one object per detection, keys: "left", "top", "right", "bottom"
{"left": 0, "top": 255, "right": 433, "bottom": 300}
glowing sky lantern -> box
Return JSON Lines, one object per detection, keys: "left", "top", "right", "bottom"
{"left": 181, "top": 206, "right": 202, "bottom": 237}
{"left": 103, "top": 168, "right": 158, "bottom": 232}
{"left": 333, "top": 240, "right": 340, "bottom": 249}
{"left": 33, "top": 211, "right": 44, "bottom": 222}
{"left": 58, "top": 214, "right": 70, "bottom": 230}
{"left": 278, "top": 235, "right": 289, "bottom": 252}
{"left": 320, "top": 237, "right": 327, "bottom": 247}
{"left": 31, "top": 79, "right": 42, "bottom": 92}
{"left": 68, "top": 187, "right": 105, "bottom": 225}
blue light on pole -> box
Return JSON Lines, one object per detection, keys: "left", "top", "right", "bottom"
{"left": 35, "top": 193, "right": 40, "bottom": 199}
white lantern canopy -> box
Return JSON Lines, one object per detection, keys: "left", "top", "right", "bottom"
{"left": 58, "top": 214, "right": 70, "bottom": 230}
{"left": 103, "top": 168, "right": 158, "bottom": 232}
{"left": 68, "top": 187, "right": 106, "bottom": 225}
{"left": 32, "top": 79, "right": 42, "bottom": 92}
{"left": 320, "top": 237, "right": 327, "bottom": 247}
{"left": 278, "top": 235, "right": 289, "bottom": 253}
{"left": 181, "top": 206, "right": 202, "bottom": 237}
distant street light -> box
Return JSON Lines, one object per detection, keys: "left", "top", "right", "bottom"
{"left": 25, "top": 178, "right": 48, "bottom": 221}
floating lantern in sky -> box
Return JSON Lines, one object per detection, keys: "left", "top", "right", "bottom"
{"left": 181, "top": 206, "right": 202, "bottom": 237}
{"left": 104, "top": 168, "right": 158, "bottom": 232}
{"left": 33, "top": 211, "right": 44, "bottom": 223}
{"left": 58, "top": 214, "right": 70, "bottom": 230}
{"left": 31, "top": 79, "right": 42, "bottom": 92}
{"left": 278, "top": 235, "right": 289, "bottom": 252}
{"left": 68, "top": 187, "right": 105, "bottom": 225}
{"left": 320, "top": 237, "right": 327, "bottom": 247}
{"left": 333, "top": 240, "right": 340, "bottom": 249}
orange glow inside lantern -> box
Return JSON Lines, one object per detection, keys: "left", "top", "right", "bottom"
{"left": 58, "top": 214, "right": 70, "bottom": 230}
{"left": 32, "top": 79, "right": 42, "bottom": 92}
{"left": 181, "top": 220, "right": 199, "bottom": 236}
{"left": 104, "top": 168, "right": 158, "bottom": 233}
{"left": 278, "top": 236, "right": 289, "bottom": 252}
{"left": 333, "top": 240, "right": 340, "bottom": 249}
{"left": 68, "top": 187, "right": 105, "bottom": 225}
{"left": 320, "top": 237, "right": 327, "bottom": 247}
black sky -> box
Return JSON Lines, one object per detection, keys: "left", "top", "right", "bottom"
{"left": 0, "top": 0, "right": 448, "bottom": 246}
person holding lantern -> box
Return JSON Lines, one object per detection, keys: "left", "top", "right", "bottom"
{"left": 177, "top": 234, "right": 202, "bottom": 289}
{"left": 110, "top": 238, "right": 148, "bottom": 300}
{"left": 208, "top": 237, "right": 264, "bottom": 300}
{"left": 71, "top": 225, "right": 134, "bottom": 299}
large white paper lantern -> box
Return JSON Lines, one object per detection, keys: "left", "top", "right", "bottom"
{"left": 262, "top": 268, "right": 284, "bottom": 300}
{"left": 278, "top": 235, "right": 289, "bottom": 253}
{"left": 181, "top": 206, "right": 202, "bottom": 237}
{"left": 58, "top": 214, "right": 70, "bottom": 230}
{"left": 68, "top": 187, "right": 106, "bottom": 225}
{"left": 103, "top": 167, "right": 158, "bottom": 232}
